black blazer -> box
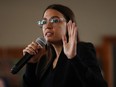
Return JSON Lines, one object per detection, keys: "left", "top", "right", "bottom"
{"left": 23, "top": 42, "right": 108, "bottom": 87}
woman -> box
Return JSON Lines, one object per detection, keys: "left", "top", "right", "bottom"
{"left": 22, "top": 4, "right": 107, "bottom": 87}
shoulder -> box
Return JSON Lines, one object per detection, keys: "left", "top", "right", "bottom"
{"left": 77, "top": 41, "right": 96, "bottom": 56}
{"left": 77, "top": 41, "right": 95, "bottom": 50}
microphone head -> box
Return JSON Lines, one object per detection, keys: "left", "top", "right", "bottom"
{"left": 36, "top": 37, "right": 47, "bottom": 47}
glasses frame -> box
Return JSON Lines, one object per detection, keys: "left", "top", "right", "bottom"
{"left": 37, "top": 16, "right": 66, "bottom": 28}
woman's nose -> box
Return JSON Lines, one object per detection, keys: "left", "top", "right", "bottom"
{"left": 43, "top": 21, "right": 53, "bottom": 29}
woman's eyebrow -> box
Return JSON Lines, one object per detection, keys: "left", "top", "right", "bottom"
{"left": 42, "top": 16, "right": 60, "bottom": 20}
{"left": 50, "top": 16, "right": 59, "bottom": 19}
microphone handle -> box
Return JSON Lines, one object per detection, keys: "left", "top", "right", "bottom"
{"left": 11, "top": 53, "right": 33, "bottom": 74}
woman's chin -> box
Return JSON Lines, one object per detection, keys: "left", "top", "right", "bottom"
{"left": 45, "top": 37, "right": 53, "bottom": 42}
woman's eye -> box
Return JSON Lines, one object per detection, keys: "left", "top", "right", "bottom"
{"left": 41, "top": 20, "right": 47, "bottom": 25}
{"left": 51, "top": 18, "right": 59, "bottom": 23}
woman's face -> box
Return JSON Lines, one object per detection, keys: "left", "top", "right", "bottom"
{"left": 42, "top": 9, "right": 67, "bottom": 44}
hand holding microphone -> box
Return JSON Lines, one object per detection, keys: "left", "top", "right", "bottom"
{"left": 11, "top": 37, "right": 47, "bottom": 74}
{"left": 23, "top": 40, "right": 46, "bottom": 63}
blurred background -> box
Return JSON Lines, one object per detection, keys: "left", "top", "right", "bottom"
{"left": 0, "top": 0, "right": 116, "bottom": 87}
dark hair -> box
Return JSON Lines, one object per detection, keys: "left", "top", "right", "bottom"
{"left": 43, "top": 4, "right": 79, "bottom": 42}
{"left": 44, "top": 4, "right": 76, "bottom": 23}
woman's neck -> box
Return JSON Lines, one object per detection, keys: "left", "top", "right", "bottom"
{"left": 52, "top": 43, "right": 63, "bottom": 58}
{"left": 51, "top": 43, "right": 62, "bottom": 69}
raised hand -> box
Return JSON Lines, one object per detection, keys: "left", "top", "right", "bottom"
{"left": 62, "top": 20, "right": 78, "bottom": 59}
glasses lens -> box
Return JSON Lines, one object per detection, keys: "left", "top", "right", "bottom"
{"left": 37, "top": 17, "right": 65, "bottom": 28}
{"left": 50, "top": 18, "right": 60, "bottom": 23}
{"left": 38, "top": 19, "right": 47, "bottom": 26}
{"left": 41, "top": 19, "right": 47, "bottom": 25}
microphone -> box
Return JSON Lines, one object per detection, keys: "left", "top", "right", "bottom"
{"left": 11, "top": 37, "right": 47, "bottom": 74}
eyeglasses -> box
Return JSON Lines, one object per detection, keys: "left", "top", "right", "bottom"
{"left": 37, "top": 17, "right": 66, "bottom": 28}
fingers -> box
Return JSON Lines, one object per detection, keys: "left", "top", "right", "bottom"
{"left": 67, "top": 20, "right": 78, "bottom": 40}
{"left": 62, "top": 34, "right": 67, "bottom": 46}
{"left": 23, "top": 42, "right": 42, "bottom": 55}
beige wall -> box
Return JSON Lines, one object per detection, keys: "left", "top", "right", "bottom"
{"left": 0, "top": 0, "right": 116, "bottom": 47}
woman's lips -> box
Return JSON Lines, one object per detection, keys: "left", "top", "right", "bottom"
{"left": 45, "top": 32, "right": 53, "bottom": 37}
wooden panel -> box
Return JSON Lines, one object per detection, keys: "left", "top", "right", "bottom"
{"left": 0, "top": 47, "right": 24, "bottom": 87}
{"left": 96, "top": 36, "right": 116, "bottom": 87}
{"left": 0, "top": 47, "right": 24, "bottom": 59}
